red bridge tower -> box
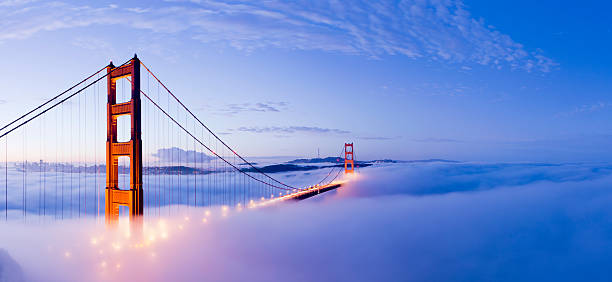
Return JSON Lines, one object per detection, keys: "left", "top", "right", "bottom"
{"left": 344, "top": 143, "right": 354, "bottom": 174}
{"left": 105, "top": 55, "right": 143, "bottom": 223}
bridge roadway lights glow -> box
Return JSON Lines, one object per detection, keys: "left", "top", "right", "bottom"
{"left": 68, "top": 180, "right": 350, "bottom": 273}
{"left": 252, "top": 182, "right": 345, "bottom": 208}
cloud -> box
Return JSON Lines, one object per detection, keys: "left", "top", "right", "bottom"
{"left": 71, "top": 37, "right": 113, "bottom": 52}
{"left": 408, "top": 81, "right": 474, "bottom": 97}
{"left": 0, "top": 249, "right": 24, "bottom": 282}
{"left": 254, "top": 102, "right": 281, "bottom": 112}
{"left": 337, "top": 162, "right": 612, "bottom": 198}
{"left": 0, "top": 0, "right": 555, "bottom": 72}
{"left": 0, "top": 0, "right": 34, "bottom": 7}
{"left": 575, "top": 102, "right": 610, "bottom": 113}
{"left": 236, "top": 126, "right": 350, "bottom": 135}
{"left": 4, "top": 162, "right": 612, "bottom": 281}
{"left": 216, "top": 102, "right": 287, "bottom": 116}
{"left": 555, "top": 101, "right": 612, "bottom": 118}
{"left": 152, "top": 147, "right": 214, "bottom": 163}
{"left": 125, "top": 7, "right": 150, "bottom": 14}
{"left": 412, "top": 137, "right": 463, "bottom": 143}
{"left": 358, "top": 136, "right": 401, "bottom": 140}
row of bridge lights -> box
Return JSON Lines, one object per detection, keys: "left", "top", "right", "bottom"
{"left": 70, "top": 192, "right": 288, "bottom": 272}
{"left": 60, "top": 183, "right": 338, "bottom": 275}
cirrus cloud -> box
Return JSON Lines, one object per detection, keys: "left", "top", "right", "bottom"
{"left": 0, "top": 0, "right": 556, "bottom": 72}
{"left": 236, "top": 126, "right": 350, "bottom": 135}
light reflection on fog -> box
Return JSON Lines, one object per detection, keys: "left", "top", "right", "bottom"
{"left": 3, "top": 162, "right": 612, "bottom": 281}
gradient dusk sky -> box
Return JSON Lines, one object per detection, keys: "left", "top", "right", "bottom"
{"left": 1, "top": 0, "right": 610, "bottom": 162}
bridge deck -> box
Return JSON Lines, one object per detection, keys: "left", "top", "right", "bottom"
{"left": 291, "top": 183, "right": 342, "bottom": 200}
{"left": 253, "top": 183, "right": 342, "bottom": 207}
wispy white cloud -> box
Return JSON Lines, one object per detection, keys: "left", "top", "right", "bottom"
{"left": 215, "top": 102, "right": 288, "bottom": 116}
{"left": 555, "top": 101, "right": 612, "bottom": 118}
{"left": 71, "top": 36, "right": 112, "bottom": 52}
{"left": 573, "top": 101, "right": 611, "bottom": 113}
{"left": 125, "top": 7, "right": 151, "bottom": 13}
{"left": 152, "top": 147, "right": 213, "bottom": 163}
{"left": 0, "top": 0, "right": 36, "bottom": 7}
{"left": 0, "top": 0, "right": 556, "bottom": 72}
{"left": 406, "top": 81, "right": 473, "bottom": 97}
{"left": 413, "top": 137, "right": 463, "bottom": 143}
{"left": 236, "top": 126, "right": 350, "bottom": 135}
{"left": 358, "top": 136, "right": 401, "bottom": 140}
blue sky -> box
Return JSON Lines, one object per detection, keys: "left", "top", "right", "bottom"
{"left": 1, "top": 0, "right": 611, "bottom": 162}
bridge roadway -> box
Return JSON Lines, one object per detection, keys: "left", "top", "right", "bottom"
{"left": 253, "top": 182, "right": 343, "bottom": 207}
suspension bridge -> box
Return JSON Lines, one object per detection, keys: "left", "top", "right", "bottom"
{"left": 0, "top": 55, "right": 356, "bottom": 224}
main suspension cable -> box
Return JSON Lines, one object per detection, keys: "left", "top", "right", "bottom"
{"left": 0, "top": 60, "right": 131, "bottom": 140}
{"left": 0, "top": 66, "right": 106, "bottom": 135}
{"left": 140, "top": 62, "right": 300, "bottom": 191}
{"left": 316, "top": 146, "right": 346, "bottom": 186}
{"left": 139, "top": 88, "right": 298, "bottom": 191}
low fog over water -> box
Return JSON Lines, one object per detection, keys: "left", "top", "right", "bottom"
{"left": 3, "top": 161, "right": 612, "bottom": 281}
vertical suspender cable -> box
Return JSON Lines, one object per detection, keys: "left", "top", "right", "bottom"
{"left": 23, "top": 126, "right": 26, "bottom": 219}
{"left": 83, "top": 84, "right": 86, "bottom": 216}
{"left": 38, "top": 118, "right": 41, "bottom": 218}
{"left": 61, "top": 102, "right": 64, "bottom": 219}
{"left": 233, "top": 154, "right": 236, "bottom": 206}
{"left": 70, "top": 98, "right": 73, "bottom": 218}
{"left": 40, "top": 115, "right": 42, "bottom": 218}
{"left": 43, "top": 115, "right": 47, "bottom": 218}
{"left": 208, "top": 131, "right": 210, "bottom": 207}
{"left": 78, "top": 88, "right": 81, "bottom": 217}
{"left": 55, "top": 108, "right": 57, "bottom": 220}
{"left": 95, "top": 72, "right": 99, "bottom": 220}
{"left": 194, "top": 122, "right": 196, "bottom": 207}
{"left": 170, "top": 89, "right": 173, "bottom": 209}
{"left": 145, "top": 79, "right": 148, "bottom": 216}
{"left": 166, "top": 85, "right": 170, "bottom": 216}
{"left": 178, "top": 102, "right": 181, "bottom": 208}
{"left": 5, "top": 137, "right": 7, "bottom": 220}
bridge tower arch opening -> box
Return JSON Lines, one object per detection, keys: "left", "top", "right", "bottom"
{"left": 105, "top": 55, "right": 143, "bottom": 224}
{"left": 344, "top": 143, "right": 354, "bottom": 174}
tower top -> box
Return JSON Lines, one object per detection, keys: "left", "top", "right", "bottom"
{"left": 344, "top": 143, "right": 355, "bottom": 174}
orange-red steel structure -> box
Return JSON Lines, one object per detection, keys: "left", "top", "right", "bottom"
{"left": 344, "top": 143, "right": 354, "bottom": 174}
{"left": 0, "top": 54, "right": 357, "bottom": 223}
{"left": 105, "top": 55, "right": 143, "bottom": 223}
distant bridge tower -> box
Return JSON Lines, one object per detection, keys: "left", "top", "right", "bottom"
{"left": 344, "top": 143, "right": 354, "bottom": 174}
{"left": 105, "top": 55, "right": 143, "bottom": 223}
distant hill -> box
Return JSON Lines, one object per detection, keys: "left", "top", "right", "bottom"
{"left": 287, "top": 157, "right": 459, "bottom": 165}
{"left": 287, "top": 157, "right": 342, "bottom": 164}
{"left": 20, "top": 158, "right": 454, "bottom": 176}
{"left": 402, "top": 159, "right": 459, "bottom": 163}
{"left": 244, "top": 162, "right": 374, "bottom": 174}
{"left": 243, "top": 164, "right": 324, "bottom": 173}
